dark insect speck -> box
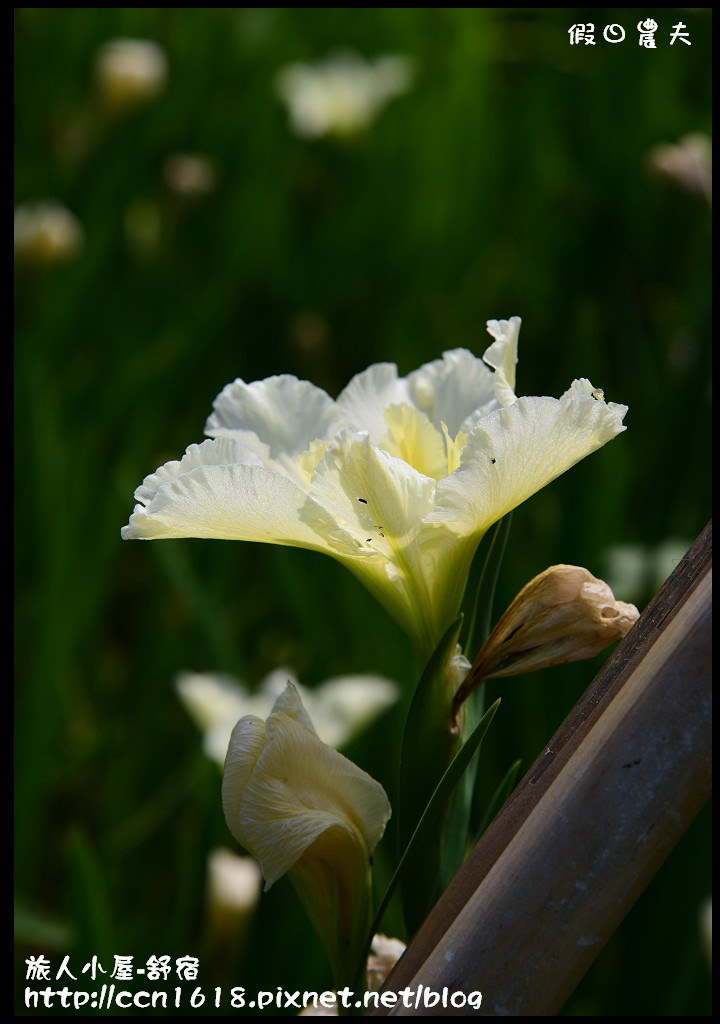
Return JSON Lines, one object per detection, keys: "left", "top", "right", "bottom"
{"left": 358, "top": 498, "right": 368, "bottom": 504}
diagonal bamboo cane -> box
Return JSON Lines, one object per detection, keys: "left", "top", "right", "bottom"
{"left": 372, "top": 521, "right": 711, "bottom": 1016}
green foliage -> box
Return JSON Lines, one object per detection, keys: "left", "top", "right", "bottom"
{"left": 15, "top": 7, "right": 710, "bottom": 1015}
{"left": 367, "top": 697, "right": 500, "bottom": 990}
{"left": 398, "top": 616, "right": 464, "bottom": 935}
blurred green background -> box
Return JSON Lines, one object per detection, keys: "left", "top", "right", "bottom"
{"left": 15, "top": 7, "right": 711, "bottom": 1016}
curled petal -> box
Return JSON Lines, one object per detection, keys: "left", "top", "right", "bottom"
{"left": 222, "top": 685, "right": 390, "bottom": 887}
{"left": 483, "top": 316, "right": 521, "bottom": 407}
{"left": 222, "top": 684, "right": 391, "bottom": 984}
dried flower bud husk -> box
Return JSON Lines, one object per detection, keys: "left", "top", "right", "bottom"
{"left": 453, "top": 565, "right": 639, "bottom": 718}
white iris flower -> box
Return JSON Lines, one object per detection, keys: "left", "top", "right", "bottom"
{"left": 123, "top": 318, "right": 627, "bottom": 658}
{"left": 222, "top": 683, "right": 391, "bottom": 984}
{"left": 176, "top": 667, "right": 399, "bottom": 764}
{"left": 275, "top": 52, "right": 414, "bottom": 139}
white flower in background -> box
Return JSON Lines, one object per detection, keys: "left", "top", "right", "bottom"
{"left": 95, "top": 39, "right": 168, "bottom": 110}
{"left": 366, "top": 933, "right": 406, "bottom": 991}
{"left": 647, "top": 132, "right": 712, "bottom": 204}
{"left": 299, "top": 933, "right": 406, "bottom": 1012}
{"left": 14, "top": 202, "right": 83, "bottom": 266}
{"left": 275, "top": 52, "right": 415, "bottom": 138}
{"left": 603, "top": 538, "right": 691, "bottom": 604}
{"left": 163, "top": 153, "right": 218, "bottom": 198}
{"left": 176, "top": 667, "right": 399, "bottom": 764}
{"left": 206, "top": 847, "right": 262, "bottom": 938}
{"left": 123, "top": 317, "right": 628, "bottom": 658}
{"left": 222, "top": 683, "right": 391, "bottom": 984}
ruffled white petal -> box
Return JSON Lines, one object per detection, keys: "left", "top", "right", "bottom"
{"left": 134, "top": 437, "right": 269, "bottom": 508}
{"left": 206, "top": 374, "right": 342, "bottom": 458}
{"left": 122, "top": 463, "right": 364, "bottom": 557}
{"left": 482, "top": 316, "right": 521, "bottom": 407}
{"left": 335, "top": 363, "right": 410, "bottom": 444}
{"left": 428, "top": 387, "right": 627, "bottom": 537}
{"left": 560, "top": 377, "right": 630, "bottom": 421}
{"left": 406, "top": 348, "right": 498, "bottom": 437}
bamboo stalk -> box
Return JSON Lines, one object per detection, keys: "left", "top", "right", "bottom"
{"left": 374, "top": 521, "right": 711, "bottom": 1016}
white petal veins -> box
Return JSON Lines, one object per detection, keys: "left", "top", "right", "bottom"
{"left": 309, "top": 431, "right": 435, "bottom": 554}
{"left": 123, "top": 462, "right": 365, "bottom": 558}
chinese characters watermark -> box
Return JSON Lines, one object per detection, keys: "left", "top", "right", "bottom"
{"left": 569, "top": 21, "right": 691, "bottom": 46}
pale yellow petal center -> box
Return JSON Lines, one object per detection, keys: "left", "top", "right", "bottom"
{"left": 380, "top": 404, "right": 468, "bottom": 482}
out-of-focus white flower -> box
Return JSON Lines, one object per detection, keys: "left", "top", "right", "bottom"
{"left": 95, "top": 39, "right": 168, "bottom": 110}
{"left": 603, "top": 538, "right": 691, "bottom": 604}
{"left": 647, "top": 132, "right": 712, "bottom": 204}
{"left": 207, "top": 847, "right": 262, "bottom": 938}
{"left": 367, "top": 934, "right": 406, "bottom": 991}
{"left": 163, "top": 153, "right": 218, "bottom": 198}
{"left": 275, "top": 52, "right": 415, "bottom": 138}
{"left": 123, "top": 317, "right": 628, "bottom": 659}
{"left": 14, "top": 202, "right": 83, "bottom": 266}
{"left": 223, "top": 683, "right": 391, "bottom": 985}
{"left": 176, "top": 668, "right": 399, "bottom": 764}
